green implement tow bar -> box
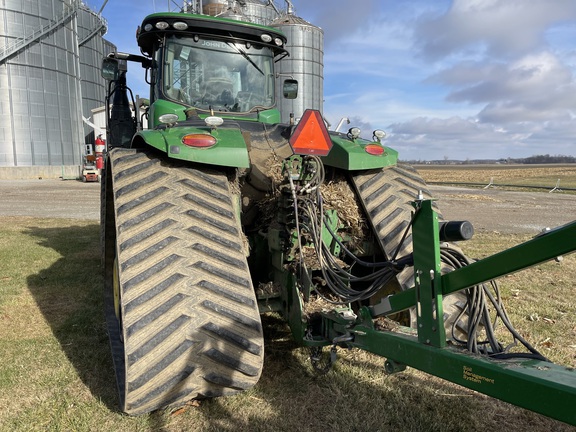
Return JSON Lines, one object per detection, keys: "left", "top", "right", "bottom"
{"left": 351, "top": 307, "right": 576, "bottom": 427}
{"left": 341, "top": 200, "right": 576, "bottom": 426}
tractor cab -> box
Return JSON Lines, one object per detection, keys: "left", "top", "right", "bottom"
{"left": 138, "top": 13, "right": 292, "bottom": 127}
{"left": 161, "top": 35, "right": 276, "bottom": 114}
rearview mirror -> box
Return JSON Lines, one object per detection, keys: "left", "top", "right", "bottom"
{"left": 283, "top": 79, "right": 298, "bottom": 99}
{"left": 101, "top": 57, "right": 119, "bottom": 81}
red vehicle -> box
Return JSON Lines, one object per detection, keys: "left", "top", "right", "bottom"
{"left": 82, "top": 160, "right": 99, "bottom": 182}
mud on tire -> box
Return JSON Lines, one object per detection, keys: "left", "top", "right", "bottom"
{"left": 102, "top": 148, "right": 263, "bottom": 415}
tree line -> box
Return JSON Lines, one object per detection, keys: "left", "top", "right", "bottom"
{"left": 405, "top": 154, "right": 576, "bottom": 165}
{"left": 520, "top": 154, "right": 576, "bottom": 164}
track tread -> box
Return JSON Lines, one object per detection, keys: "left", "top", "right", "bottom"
{"left": 352, "top": 165, "right": 429, "bottom": 276}
{"left": 351, "top": 164, "right": 470, "bottom": 336}
{"left": 103, "top": 148, "right": 263, "bottom": 415}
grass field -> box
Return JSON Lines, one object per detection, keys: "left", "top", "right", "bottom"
{"left": 416, "top": 164, "right": 576, "bottom": 190}
{"left": 1, "top": 215, "right": 575, "bottom": 431}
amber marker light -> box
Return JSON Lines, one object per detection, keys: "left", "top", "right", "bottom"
{"left": 365, "top": 144, "right": 384, "bottom": 156}
{"left": 182, "top": 134, "right": 217, "bottom": 148}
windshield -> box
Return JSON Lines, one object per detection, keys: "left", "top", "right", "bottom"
{"left": 163, "top": 36, "right": 276, "bottom": 113}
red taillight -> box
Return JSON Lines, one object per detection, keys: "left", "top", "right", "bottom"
{"left": 182, "top": 134, "right": 217, "bottom": 148}
{"left": 365, "top": 144, "right": 384, "bottom": 156}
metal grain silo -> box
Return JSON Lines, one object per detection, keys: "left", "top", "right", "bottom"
{"left": 202, "top": 0, "right": 229, "bottom": 16}
{"left": 200, "top": 1, "right": 280, "bottom": 25}
{"left": 77, "top": 4, "right": 115, "bottom": 142}
{"left": 241, "top": 0, "right": 280, "bottom": 26}
{"left": 0, "top": 0, "right": 114, "bottom": 177}
{"left": 270, "top": 13, "right": 324, "bottom": 124}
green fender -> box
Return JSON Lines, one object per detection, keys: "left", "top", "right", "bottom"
{"left": 135, "top": 126, "right": 250, "bottom": 169}
{"left": 322, "top": 134, "right": 398, "bottom": 170}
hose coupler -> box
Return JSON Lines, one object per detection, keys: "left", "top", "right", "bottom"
{"left": 438, "top": 221, "right": 474, "bottom": 242}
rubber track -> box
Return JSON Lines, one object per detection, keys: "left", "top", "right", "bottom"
{"left": 351, "top": 164, "right": 439, "bottom": 288}
{"left": 103, "top": 149, "right": 263, "bottom": 415}
{"left": 350, "top": 164, "right": 470, "bottom": 340}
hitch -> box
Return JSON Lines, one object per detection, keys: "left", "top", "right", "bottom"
{"left": 310, "top": 199, "right": 576, "bottom": 425}
{"left": 309, "top": 332, "right": 355, "bottom": 374}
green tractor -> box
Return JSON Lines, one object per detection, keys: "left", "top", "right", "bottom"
{"left": 101, "top": 10, "right": 576, "bottom": 424}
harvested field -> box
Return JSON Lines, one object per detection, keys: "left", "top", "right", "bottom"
{"left": 416, "top": 164, "right": 576, "bottom": 189}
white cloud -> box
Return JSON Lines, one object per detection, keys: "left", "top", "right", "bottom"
{"left": 427, "top": 51, "right": 576, "bottom": 123}
{"left": 99, "top": 0, "right": 576, "bottom": 160}
{"left": 385, "top": 0, "right": 576, "bottom": 159}
{"left": 294, "top": 0, "right": 381, "bottom": 48}
{"left": 415, "top": 0, "right": 576, "bottom": 60}
{"left": 387, "top": 114, "right": 576, "bottom": 161}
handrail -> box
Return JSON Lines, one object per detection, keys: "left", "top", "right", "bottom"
{"left": 0, "top": 0, "right": 81, "bottom": 64}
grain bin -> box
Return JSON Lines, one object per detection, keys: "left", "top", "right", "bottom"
{"left": 0, "top": 0, "right": 114, "bottom": 177}
{"left": 270, "top": 12, "right": 324, "bottom": 124}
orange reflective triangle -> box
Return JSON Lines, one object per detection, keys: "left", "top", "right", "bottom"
{"left": 289, "top": 109, "right": 333, "bottom": 156}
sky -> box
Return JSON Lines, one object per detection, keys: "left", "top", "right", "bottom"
{"left": 92, "top": 0, "right": 576, "bottom": 161}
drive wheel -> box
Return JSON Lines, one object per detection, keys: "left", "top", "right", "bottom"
{"left": 351, "top": 164, "right": 469, "bottom": 340}
{"left": 102, "top": 148, "right": 263, "bottom": 414}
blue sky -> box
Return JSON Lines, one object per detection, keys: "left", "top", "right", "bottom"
{"left": 92, "top": 0, "right": 576, "bottom": 161}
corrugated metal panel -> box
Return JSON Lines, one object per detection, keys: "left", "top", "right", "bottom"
{"left": 78, "top": 5, "right": 113, "bottom": 144}
{"left": 270, "top": 14, "right": 324, "bottom": 124}
{"left": 202, "top": 0, "right": 228, "bottom": 16}
{"left": 242, "top": 0, "right": 279, "bottom": 26}
{"left": 0, "top": 0, "right": 115, "bottom": 168}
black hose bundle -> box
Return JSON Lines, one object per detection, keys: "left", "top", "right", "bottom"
{"left": 440, "top": 246, "right": 549, "bottom": 361}
{"left": 286, "top": 156, "right": 403, "bottom": 304}
{"left": 286, "top": 157, "right": 547, "bottom": 361}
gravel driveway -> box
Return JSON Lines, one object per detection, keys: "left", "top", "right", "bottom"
{"left": 0, "top": 179, "right": 101, "bottom": 220}
{"left": 0, "top": 179, "right": 575, "bottom": 235}
{"left": 430, "top": 185, "right": 576, "bottom": 234}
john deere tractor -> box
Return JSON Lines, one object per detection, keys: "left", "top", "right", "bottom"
{"left": 101, "top": 9, "right": 576, "bottom": 424}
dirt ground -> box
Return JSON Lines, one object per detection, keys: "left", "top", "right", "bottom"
{"left": 429, "top": 184, "right": 576, "bottom": 234}
{"left": 0, "top": 179, "right": 575, "bottom": 234}
{"left": 0, "top": 179, "right": 101, "bottom": 220}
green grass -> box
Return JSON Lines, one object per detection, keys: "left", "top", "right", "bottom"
{"left": 1, "top": 217, "right": 575, "bottom": 431}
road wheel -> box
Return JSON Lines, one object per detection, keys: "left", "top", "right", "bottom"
{"left": 102, "top": 148, "right": 263, "bottom": 414}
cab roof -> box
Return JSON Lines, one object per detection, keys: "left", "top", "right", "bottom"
{"left": 137, "top": 12, "right": 288, "bottom": 58}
